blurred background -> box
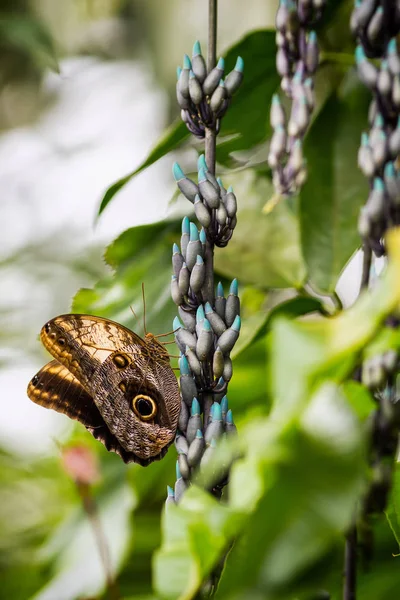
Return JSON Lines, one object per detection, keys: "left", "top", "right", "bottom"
{"left": 0, "top": 2, "right": 278, "bottom": 599}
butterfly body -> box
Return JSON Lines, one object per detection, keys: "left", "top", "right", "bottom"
{"left": 27, "top": 315, "right": 180, "bottom": 466}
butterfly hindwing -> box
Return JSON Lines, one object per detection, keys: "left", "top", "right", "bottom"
{"left": 27, "top": 359, "right": 104, "bottom": 428}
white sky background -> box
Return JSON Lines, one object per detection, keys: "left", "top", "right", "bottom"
{"left": 0, "top": 56, "right": 175, "bottom": 455}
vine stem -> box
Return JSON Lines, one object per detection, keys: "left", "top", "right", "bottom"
{"left": 205, "top": 0, "right": 217, "bottom": 176}
{"left": 343, "top": 526, "right": 358, "bottom": 600}
{"left": 343, "top": 246, "right": 372, "bottom": 599}
{"left": 203, "top": 0, "right": 218, "bottom": 307}
{"left": 78, "top": 483, "right": 120, "bottom": 600}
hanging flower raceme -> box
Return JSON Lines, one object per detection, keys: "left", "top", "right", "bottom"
{"left": 176, "top": 41, "right": 244, "bottom": 138}
{"left": 268, "top": 0, "right": 326, "bottom": 196}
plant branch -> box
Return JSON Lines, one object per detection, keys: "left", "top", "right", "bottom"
{"left": 360, "top": 243, "right": 372, "bottom": 292}
{"left": 205, "top": 0, "right": 217, "bottom": 175}
{"left": 204, "top": 0, "right": 218, "bottom": 304}
{"left": 343, "top": 525, "right": 357, "bottom": 600}
{"left": 78, "top": 483, "right": 119, "bottom": 600}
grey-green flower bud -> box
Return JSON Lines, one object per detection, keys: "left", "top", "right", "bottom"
{"left": 210, "top": 80, "right": 227, "bottom": 113}
{"left": 366, "top": 179, "right": 385, "bottom": 222}
{"left": 189, "top": 71, "right": 203, "bottom": 105}
{"left": 367, "top": 6, "right": 384, "bottom": 43}
{"left": 171, "top": 275, "right": 183, "bottom": 305}
{"left": 198, "top": 168, "right": 220, "bottom": 208}
{"left": 216, "top": 203, "right": 228, "bottom": 226}
{"left": 203, "top": 58, "right": 225, "bottom": 95}
{"left": 180, "top": 374, "right": 198, "bottom": 406}
{"left": 192, "top": 41, "right": 207, "bottom": 82}
{"left": 223, "top": 356, "right": 233, "bottom": 382}
{"left": 215, "top": 282, "right": 226, "bottom": 320}
{"left": 225, "top": 280, "right": 240, "bottom": 327}
{"left": 178, "top": 452, "right": 190, "bottom": 480}
{"left": 178, "top": 263, "right": 190, "bottom": 296}
{"left": 190, "top": 255, "right": 206, "bottom": 293}
{"left": 212, "top": 347, "right": 225, "bottom": 379}
{"left": 174, "top": 476, "right": 188, "bottom": 503}
{"left": 178, "top": 306, "right": 196, "bottom": 332}
{"left": 377, "top": 62, "right": 392, "bottom": 96}
{"left": 175, "top": 433, "right": 189, "bottom": 454}
{"left": 196, "top": 319, "right": 214, "bottom": 361}
{"left": 205, "top": 302, "right": 227, "bottom": 337}
{"left": 176, "top": 328, "right": 197, "bottom": 353}
{"left": 178, "top": 400, "right": 189, "bottom": 432}
{"left": 187, "top": 413, "right": 203, "bottom": 445}
{"left": 187, "top": 429, "right": 205, "bottom": 467}
{"left": 194, "top": 195, "right": 211, "bottom": 228}
{"left": 217, "top": 315, "right": 241, "bottom": 354}
{"left": 185, "top": 345, "right": 202, "bottom": 378}
{"left": 270, "top": 94, "right": 285, "bottom": 128}
{"left": 224, "top": 186, "right": 237, "bottom": 218}
{"left": 172, "top": 243, "right": 184, "bottom": 278}
{"left": 224, "top": 56, "right": 244, "bottom": 96}
{"left": 178, "top": 66, "right": 190, "bottom": 99}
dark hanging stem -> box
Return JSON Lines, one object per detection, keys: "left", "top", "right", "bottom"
{"left": 343, "top": 526, "right": 358, "bottom": 600}
{"left": 78, "top": 483, "right": 120, "bottom": 600}
{"left": 360, "top": 243, "right": 372, "bottom": 292}
{"left": 205, "top": 0, "right": 217, "bottom": 175}
{"left": 204, "top": 0, "right": 218, "bottom": 306}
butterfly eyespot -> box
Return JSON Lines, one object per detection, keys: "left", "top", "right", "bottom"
{"left": 31, "top": 375, "right": 39, "bottom": 386}
{"left": 132, "top": 395, "right": 157, "bottom": 421}
{"left": 57, "top": 337, "right": 66, "bottom": 346}
{"left": 44, "top": 323, "right": 51, "bottom": 333}
{"left": 113, "top": 353, "right": 130, "bottom": 369}
{"left": 49, "top": 332, "right": 57, "bottom": 339}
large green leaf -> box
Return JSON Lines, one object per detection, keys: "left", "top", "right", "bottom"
{"left": 270, "top": 230, "right": 400, "bottom": 415}
{"left": 154, "top": 486, "right": 242, "bottom": 600}
{"left": 299, "top": 71, "right": 370, "bottom": 293}
{"left": 215, "top": 171, "right": 306, "bottom": 288}
{"left": 216, "top": 382, "right": 366, "bottom": 599}
{"left": 215, "top": 30, "right": 279, "bottom": 165}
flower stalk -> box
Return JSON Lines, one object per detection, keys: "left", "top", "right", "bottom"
{"left": 168, "top": 0, "right": 243, "bottom": 504}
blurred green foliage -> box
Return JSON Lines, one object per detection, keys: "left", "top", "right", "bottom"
{"left": 3, "top": 1, "right": 400, "bottom": 600}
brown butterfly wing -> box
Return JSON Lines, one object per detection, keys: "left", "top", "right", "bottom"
{"left": 91, "top": 347, "right": 180, "bottom": 463}
{"left": 39, "top": 314, "right": 148, "bottom": 390}
{"left": 30, "top": 315, "right": 180, "bottom": 465}
{"left": 26, "top": 359, "right": 154, "bottom": 464}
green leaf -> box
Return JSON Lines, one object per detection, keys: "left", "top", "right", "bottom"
{"left": 0, "top": 16, "right": 59, "bottom": 74}
{"left": 341, "top": 380, "right": 376, "bottom": 423}
{"left": 215, "top": 30, "right": 279, "bottom": 165}
{"left": 216, "top": 382, "right": 366, "bottom": 598}
{"left": 299, "top": 70, "right": 370, "bottom": 293}
{"left": 269, "top": 229, "right": 400, "bottom": 416}
{"left": 97, "top": 120, "right": 188, "bottom": 218}
{"left": 215, "top": 171, "right": 306, "bottom": 288}
{"left": 154, "top": 486, "right": 242, "bottom": 600}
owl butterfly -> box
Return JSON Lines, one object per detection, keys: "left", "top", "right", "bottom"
{"left": 27, "top": 315, "right": 181, "bottom": 465}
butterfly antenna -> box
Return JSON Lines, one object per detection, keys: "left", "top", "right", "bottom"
{"left": 154, "top": 329, "right": 175, "bottom": 339}
{"left": 129, "top": 305, "right": 138, "bottom": 322}
{"left": 142, "top": 282, "right": 148, "bottom": 335}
